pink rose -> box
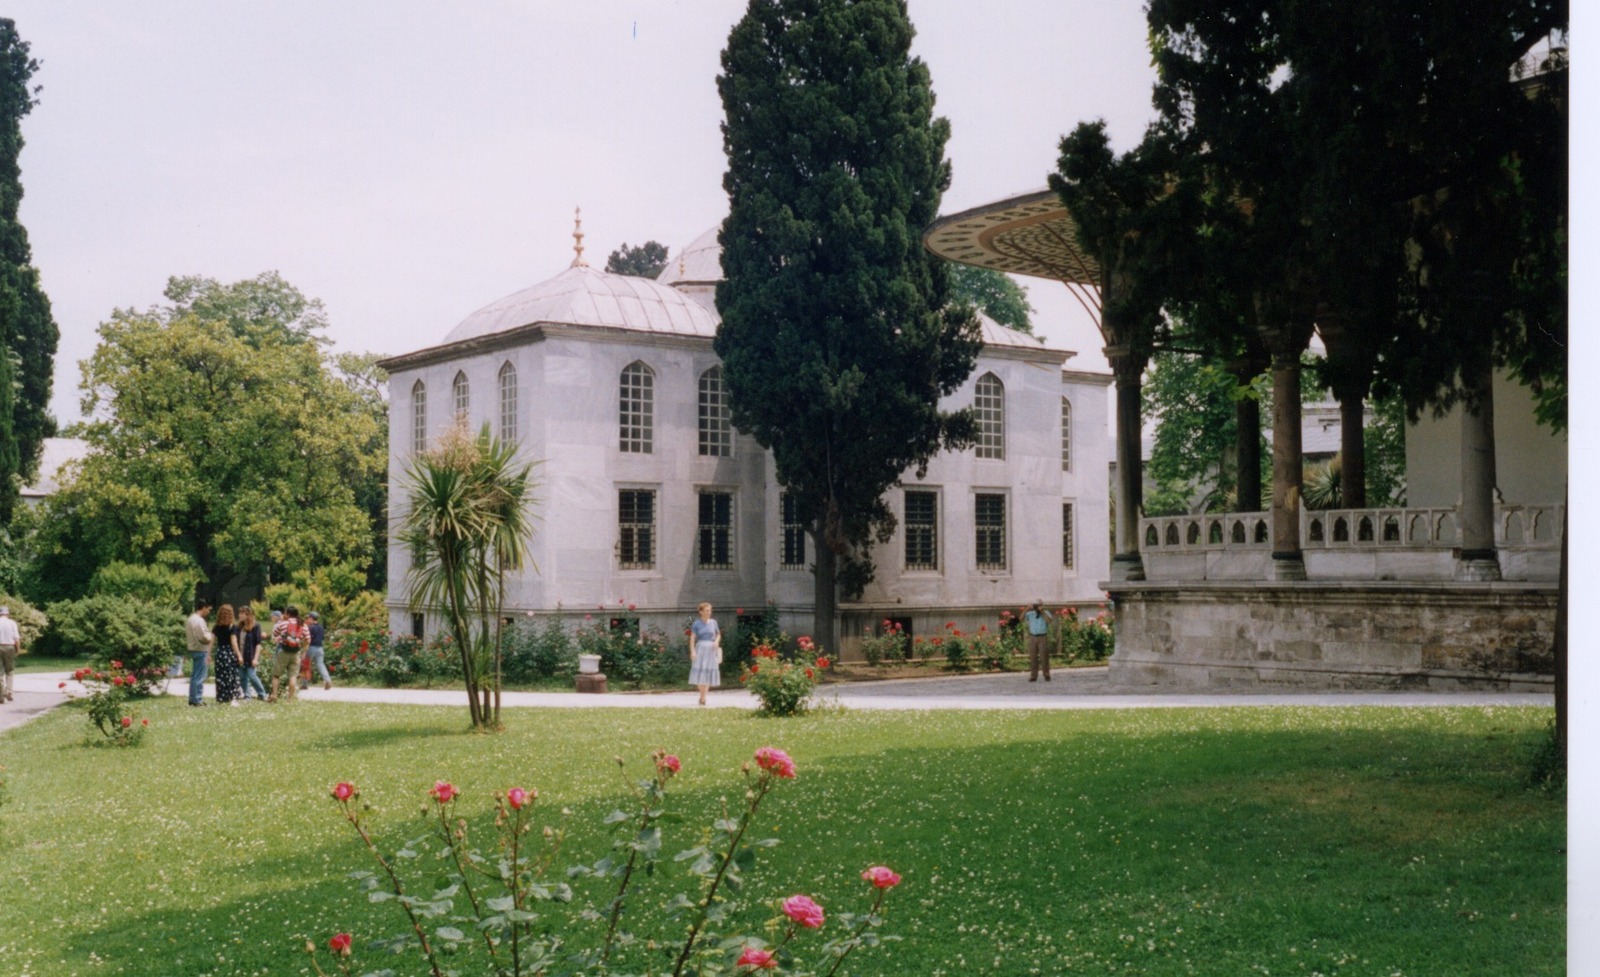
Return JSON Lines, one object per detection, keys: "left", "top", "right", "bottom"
{"left": 506, "top": 787, "right": 531, "bottom": 810}
{"left": 431, "top": 781, "right": 457, "bottom": 804}
{"left": 862, "top": 865, "right": 902, "bottom": 889}
{"left": 736, "top": 946, "right": 777, "bottom": 970}
{"left": 141, "top": 718, "right": 149, "bottom": 727}
{"left": 658, "top": 754, "right": 681, "bottom": 776}
{"left": 331, "top": 782, "right": 356, "bottom": 802}
{"left": 753, "top": 747, "right": 796, "bottom": 779}
{"left": 328, "top": 932, "right": 352, "bottom": 955}
{"left": 110, "top": 660, "right": 123, "bottom": 669}
{"left": 120, "top": 716, "right": 132, "bottom": 728}
{"left": 781, "top": 894, "right": 825, "bottom": 929}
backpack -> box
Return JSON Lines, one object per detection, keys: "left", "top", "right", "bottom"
{"left": 280, "top": 621, "right": 303, "bottom": 651}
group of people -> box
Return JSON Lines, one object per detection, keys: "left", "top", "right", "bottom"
{"left": 182, "top": 599, "right": 329, "bottom": 706}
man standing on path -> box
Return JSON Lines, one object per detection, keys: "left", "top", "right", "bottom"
{"left": 304, "top": 611, "right": 330, "bottom": 690}
{"left": 0, "top": 606, "right": 21, "bottom": 703}
{"left": 185, "top": 599, "right": 215, "bottom": 706}
{"left": 1024, "top": 600, "right": 1053, "bottom": 682}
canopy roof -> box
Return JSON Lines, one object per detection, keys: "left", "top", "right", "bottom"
{"left": 923, "top": 188, "right": 1104, "bottom": 325}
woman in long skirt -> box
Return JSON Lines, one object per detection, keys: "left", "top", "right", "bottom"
{"left": 212, "top": 604, "right": 245, "bottom": 705}
{"left": 687, "top": 601, "right": 722, "bottom": 706}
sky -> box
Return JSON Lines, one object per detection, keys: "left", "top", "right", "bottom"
{"left": 5, "top": 0, "right": 1160, "bottom": 427}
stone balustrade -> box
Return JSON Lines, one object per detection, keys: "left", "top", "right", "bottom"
{"left": 1137, "top": 503, "right": 1563, "bottom": 582}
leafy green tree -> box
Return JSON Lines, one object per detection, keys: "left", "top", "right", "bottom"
{"left": 25, "top": 275, "right": 385, "bottom": 604}
{"left": 332, "top": 350, "right": 391, "bottom": 590}
{"left": 947, "top": 264, "right": 1035, "bottom": 334}
{"left": 605, "top": 241, "right": 669, "bottom": 278}
{"left": 715, "top": 0, "right": 981, "bottom": 650}
{"left": 398, "top": 424, "right": 537, "bottom": 730}
{"left": 1142, "top": 349, "right": 1267, "bottom": 516}
{"left": 0, "top": 20, "right": 59, "bottom": 522}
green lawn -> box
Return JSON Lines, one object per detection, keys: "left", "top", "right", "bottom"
{"left": 0, "top": 700, "right": 1562, "bottom": 976}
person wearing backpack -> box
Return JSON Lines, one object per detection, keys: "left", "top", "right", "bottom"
{"left": 269, "top": 605, "right": 307, "bottom": 702}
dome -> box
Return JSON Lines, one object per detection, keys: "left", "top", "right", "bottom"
{"left": 656, "top": 225, "right": 723, "bottom": 287}
{"left": 442, "top": 264, "right": 720, "bottom": 345}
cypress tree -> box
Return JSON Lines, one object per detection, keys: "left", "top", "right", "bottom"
{"left": 0, "top": 19, "right": 58, "bottom": 521}
{"left": 716, "top": 0, "right": 980, "bottom": 651}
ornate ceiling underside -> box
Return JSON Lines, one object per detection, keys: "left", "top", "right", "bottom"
{"left": 923, "top": 188, "right": 1104, "bottom": 323}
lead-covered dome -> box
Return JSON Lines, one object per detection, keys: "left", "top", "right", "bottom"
{"left": 442, "top": 264, "right": 720, "bottom": 345}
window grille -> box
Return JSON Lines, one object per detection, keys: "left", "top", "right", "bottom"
{"left": 698, "top": 366, "right": 732, "bottom": 456}
{"left": 780, "top": 492, "right": 806, "bottom": 569}
{"left": 697, "top": 491, "right": 734, "bottom": 570}
{"left": 618, "top": 489, "right": 656, "bottom": 569}
{"left": 904, "top": 490, "right": 939, "bottom": 570}
{"left": 975, "top": 493, "right": 1007, "bottom": 570}
{"left": 619, "top": 362, "right": 654, "bottom": 453}
{"left": 411, "top": 381, "right": 427, "bottom": 454}
{"left": 975, "top": 374, "right": 1005, "bottom": 459}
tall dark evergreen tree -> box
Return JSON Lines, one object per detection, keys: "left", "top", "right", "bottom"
{"left": 716, "top": 0, "right": 981, "bottom": 651}
{"left": 0, "top": 19, "right": 59, "bottom": 522}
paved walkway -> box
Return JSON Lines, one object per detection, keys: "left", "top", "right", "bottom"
{"left": 0, "top": 667, "right": 1548, "bottom": 733}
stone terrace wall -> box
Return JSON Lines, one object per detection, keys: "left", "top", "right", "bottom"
{"left": 1108, "top": 581, "right": 1557, "bottom": 692}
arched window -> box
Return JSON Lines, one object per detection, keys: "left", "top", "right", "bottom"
{"left": 975, "top": 373, "right": 1005, "bottom": 459}
{"left": 498, "top": 362, "right": 518, "bottom": 441}
{"left": 452, "top": 371, "right": 470, "bottom": 420}
{"left": 411, "top": 380, "right": 427, "bottom": 454}
{"left": 698, "top": 366, "right": 731, "bottom": 456}
{"left": 619, "top": 361, "right": 654, "bottom": 453}
{"left": 1060, "top": 397, "right": 1072, "bottom": 471}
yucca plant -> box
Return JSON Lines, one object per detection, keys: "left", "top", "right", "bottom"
{"left": 398, "top": 423, "right": 537, "bottom": 729}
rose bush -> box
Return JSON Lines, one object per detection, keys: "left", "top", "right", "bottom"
{"left": 741, "top": 639, "right": 830, "bottom": 717}
{"left": 309, "top": 747, "right": 900, "bottom": 977}
{"left": 65, "top": 663, "right": 151, "bottom": 746}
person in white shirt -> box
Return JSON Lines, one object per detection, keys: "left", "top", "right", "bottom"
{"left": 0, "top": 606, "right": 21, "bottom": 703}
{"left": 185, "top": 599, "right": 215, "bottom": 707}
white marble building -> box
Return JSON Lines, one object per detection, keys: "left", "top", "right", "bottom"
{"left": 379, "top": 225, "right": 1111, "bottom": 655}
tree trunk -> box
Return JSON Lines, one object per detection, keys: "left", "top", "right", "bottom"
{"left": 1236, "top": 395, "right": 1263, "bottom": 513}
{"left": 1337, "top": 388, "right": 1367, "bottom": 510}
{"left": 1455, "top": 352, "right": 1500, "bottom": 581}
{"left": 1268, "top": 347, "right": 1306, "bottom": 580}
{"left": 812, "top": 528, "right": 838, "bottom": 658}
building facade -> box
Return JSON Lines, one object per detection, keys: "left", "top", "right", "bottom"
{"left": 379, "top": 227, "right": 1111, "bottom": 656}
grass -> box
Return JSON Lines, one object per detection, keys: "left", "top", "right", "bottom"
{"left": 0, "top": 699, "right": 1563, "bottom": 976}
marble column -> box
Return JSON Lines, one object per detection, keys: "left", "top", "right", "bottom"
{"left": 1107, "top": 344, "right": 1146, "bottom": 581}
{"left": 1455, "top": 357, "right": 1501, "bottom": 581}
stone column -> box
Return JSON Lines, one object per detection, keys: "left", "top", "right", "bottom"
{"left": 1268, "top": 346, "right": 1307, "bottom": 580}
{"left": 1455, "top": 356, "right": 1501, "bottom": 581}
{"left": 1107, "top": 344, "right": 1146, "bottom": 581}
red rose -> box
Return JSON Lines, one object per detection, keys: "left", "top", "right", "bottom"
{"left": 862, "top": 865, "right": 902, "bottom": 889}
{"left": 120, "top": 716, "right": 132, "bottom": 728}
{"left": 431, "top": 781, "right": 457, "bottom": 804}
{"left": 506, "top": 786, "right": 532, "bottom": 810}
{"left": 736, "top": 946, "right": 777, "bottom": 969}
{"left": 753, "top": 747, "right": 796, "bottom": 779}
{"left": 658, "top": 754, "right": 681, "bottom": 776}
{"left": 331, "top": 782, "right": 356, "bottom": 802}
{"left": 328, "top": 932, "right": 352, "bottom": 956}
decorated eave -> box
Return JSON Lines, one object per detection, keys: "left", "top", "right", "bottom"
{"left": 923, "top": 188, "right": 1104, "bottom": 326}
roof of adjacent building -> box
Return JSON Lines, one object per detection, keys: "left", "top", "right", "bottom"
{"left": 442, "top": 264, "right": 720, "bottom": 345}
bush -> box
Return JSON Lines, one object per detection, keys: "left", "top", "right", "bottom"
{"left": 0, "top": 592, "right": 47, "bottom": 648}
{"left": 741, "top": 636, "right": 830, "bottom": 716}
{"left": 88, "top": 553, "right": 201, "bottom": 609}
{"left": 733, "top": 601, "right": 782, "bottom": 668}
{"left": 263, "top": 564, "right": 385, "bottom": 631}
{"left": 578, "top": 615, "right": 682, "bottom": 689}
{"left": 500, "top": 615, "right": 579, "bottom": 682}
{"left": 1056, "top": 607, "right": 1115, "bottom": 662}
{"left": 939, "top": 623, "right": 971, "bottom": 671}
{"left": 64, "top": 662, "right": 152, "bottom": 746}
{"left": 859, "top": 619, "right": 908, "bottom": 666}
{"left": 38, "top": 594, "right": 184, "bottom": 691}
{"left": 967, "top": 625, "right": 1014, "bottom": 671}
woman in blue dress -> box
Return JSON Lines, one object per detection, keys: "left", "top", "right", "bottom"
{"left": 687, "top": 601, "right": 722, "bottom": 706}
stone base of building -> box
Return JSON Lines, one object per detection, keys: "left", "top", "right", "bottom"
{"left": 1106, "top": 580, "right": 1557, "bottom": 692}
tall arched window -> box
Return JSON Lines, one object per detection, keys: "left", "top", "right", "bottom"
{"left": 1061, "top": 397, "right": 1072, "bottom": 471}
{"left": 452, "top": 371, "right": 470, "bottom": 420}
{"left": 698, "top": 366, "right": 731, "bottom": 456}
{"left": 974, "top": 373, "right": 1005, "bottom": 459}
{"left": 619, "top": 361, "right": 654, "bottom": 453}
{"left": 411, "top": 380, "right": 427, "bottom": 454}
{"left": 498, "top": 362, "right": 518, "bottom": 441}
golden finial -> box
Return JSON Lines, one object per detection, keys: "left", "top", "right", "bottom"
{"left": 570, "top": 207, "right": 588, "bottom": 268}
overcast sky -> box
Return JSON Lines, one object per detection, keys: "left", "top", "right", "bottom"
{"left": 5, "top": 1, "right": 1160, "bottom": 426}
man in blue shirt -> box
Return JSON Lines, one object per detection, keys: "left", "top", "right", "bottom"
{"left": 1023, "top": 600, "right": 1053, "bottom": 682}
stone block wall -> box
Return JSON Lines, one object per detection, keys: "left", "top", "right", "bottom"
{"left": 1107, "top": 581, "right": 1557, "bottom": 691}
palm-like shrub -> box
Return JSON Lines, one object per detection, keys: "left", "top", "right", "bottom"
{"left": 398, "top": 424, "right": 537, "bottom": 730}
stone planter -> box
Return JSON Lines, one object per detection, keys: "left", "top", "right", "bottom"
{"left": 577, "top": 653, "right": 607, "bottom": 693}
{"left": 578, "top": 654, "right": 602, "bottom": 674}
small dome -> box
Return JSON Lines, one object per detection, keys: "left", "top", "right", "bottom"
{"left": 443, "top": 264, "right": 720, "bottom": 344}
{"left": 657, "top": 225, "right": 723, "bottom": 287}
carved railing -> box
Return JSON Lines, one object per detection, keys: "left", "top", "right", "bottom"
{"left": 1138, "top": 503, "right": 1563, "bottom": 554}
